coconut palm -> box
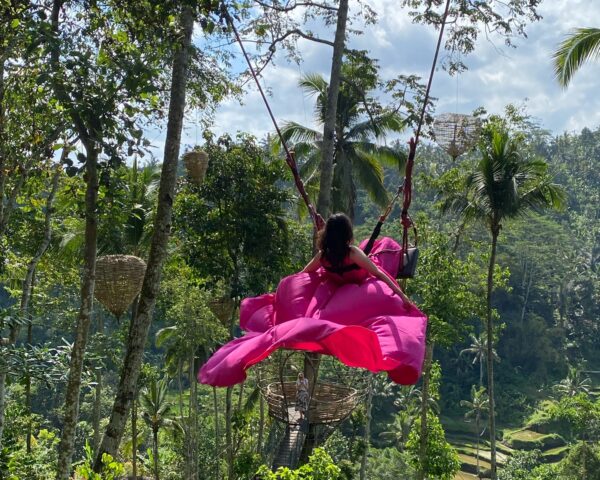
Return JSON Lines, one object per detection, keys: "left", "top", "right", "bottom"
{"left": 460, "top": 386, "right": 490, "bottom": 478}
{"left": 444, "top": 125, "right": 565, "bottom": 479}
{"left": 277, "top": 70, "right": 406, "bottom": 220}
{"left": 140, "top": 376, "right": 182, "bottom": 480}
{"left": 58, "top": 158, "right": 160, "bottom": 258}
{"left": 460, "top": 333, "right": 500, "bottom": 387}
{"left": 379, "top": 409, "right": 418, "bottom": 451}
{"left": 553, "top": 28, "right": 600, "bottom": 87}
{"left": 553, "top": 367, "right": 592, "bottom": 398}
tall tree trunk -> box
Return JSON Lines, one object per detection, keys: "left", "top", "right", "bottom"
{"left": 213, "top": 386, "right": 220, "bottom": 480}
{"left": 48, "top": 1, "right": 101, "bottom": 476}
{"left": 225, "top": 386, "right": 234, "bottom": 479}
{"left": 418, "top": 342, "right": 434, "bottom": 480}
{"left": 487, "top": 227, "right": 499, "bottom": 479}
{"left": 479, "top": 356, "right": 483, "bottom": 388}
{"left": 26, "top": 281, "right": 34, "bottom": 454}
{"left": 519, "top": 264, "right": 533, "bottom": 352}
{"left": 0, "top": 168, "right": 59, "bottom": 451}
{"left": 132, "top": 394, "right": 137, "bottom": 480}
{"left": 56, "top": 144, "right": 99, "bottom": 480}
{"left": 257, "top": 394, "right": 264, "bottom": 455}
{"left": 131, "top": 297, "right": 139, "bottom": 479}
{"left": 359, "top": 375, "right": 374, "bottom": 480}
{"left": 0, "top": 57, "right": 7, "bottom": 240}
{"left": 0, "top": 374, "right": 5, "bottom": 456}
{"left": 302, "top": 2, "right": 349, "bottom": 461}
{"left": 475, "top": 411, "right": 480, "bottom": 477}
{"left": 93, "top": 315, "right": 104, "bottom": 452}
{"left": 315, "top": 0, "right": 349, "bottom": 219}
{"left": 93, "top": 6, "right": 194, "bottom": 469}
{"left": 188, "top": 350, "right": 198, "bottom": 479}
{"left": 153, "top": 427, "right": 160, "bottom": 480}
{"left": 178, "top": 359, "right": 191, "bottom": 479}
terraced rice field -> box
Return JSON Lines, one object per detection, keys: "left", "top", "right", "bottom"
{"left": 446, "top": 422, "right": 567, "bottom": 479}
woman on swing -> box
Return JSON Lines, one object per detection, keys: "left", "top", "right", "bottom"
{"left": 303, "top": 213, "right": 414, "bottom": 307}
{"left": 199, "top": 213, "right": 427, "bottom": 388}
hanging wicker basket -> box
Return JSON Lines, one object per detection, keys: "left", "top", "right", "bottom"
{"left": 94, "top": 255, "right": 147, "bottom": 318}
{"left": 261, "top": 380, "right": 362, "bottom": 425}
{"left": 183, "top": 150, "right": 209, "bottom": 184}
{"left": 432, "top": 113, "right": 481, "bottom": 160}
{"left": 208, "top": 297, "right": 235, "bottom": 326}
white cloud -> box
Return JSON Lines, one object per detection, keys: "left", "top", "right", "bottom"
{"left": 150, "top": 1, "right": 600, "bottom": 155}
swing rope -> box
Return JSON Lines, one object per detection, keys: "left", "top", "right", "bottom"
{"left": 363, "top": 0, "right": 452, "bottom": 256}
{"left": 225, "top": 0, "right": 451, "bottom": 242}
{"left": 223, "top": 9, "right": 324, "bottom": 231}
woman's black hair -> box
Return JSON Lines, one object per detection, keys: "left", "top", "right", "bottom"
{"left": 318, "top": 213, "right": 353, "bottom": 268}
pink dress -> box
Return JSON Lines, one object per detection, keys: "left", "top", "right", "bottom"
{"left": 198, "top": 237, "right": 427, "bottom": 387}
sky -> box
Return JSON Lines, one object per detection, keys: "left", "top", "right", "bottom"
{"left": 168, "top": 0, "right": 600, "bottom": 152}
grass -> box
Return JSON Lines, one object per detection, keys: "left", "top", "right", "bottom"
{"left": 542, "top": 445, "right": 570, "bottom": 462}
{"left": 503, "top": 428, "right": 566, "bottom": 450}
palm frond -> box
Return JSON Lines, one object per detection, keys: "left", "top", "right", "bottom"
{"left": 351, "top": 147, "right": 389, "bottom": 207}
{"left": 356, "top": 142, "right": 407, "bottom": 170}
{"left": 299, "top": 73, "right": 328, "bottom": 119}
{"left": 279, "top": 121, "right": 322, "bottom": 147}
{"left": 155, "top": 326, "right": 178, "bottom": 348}
{"left": 516, "top": 181, "right": 567, "bottom": 216}
{"left": 298, "top": 149, "right": 321, "bottom": 178}
{"left": 553, "top": 28, "right": 600, "bottom": 87}
{"left": 346, "top": 112, "right": 406, "bottom": 141}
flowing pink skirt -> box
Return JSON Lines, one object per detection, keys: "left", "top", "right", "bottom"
{"left": 198, "top": 237, "right": 427, "bottom": 387}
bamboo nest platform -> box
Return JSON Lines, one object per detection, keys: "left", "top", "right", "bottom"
{"left": 94, "top": 255, "right": 146, "bottom": 318}
{"left": 261, "top": 380, "right": 363, "bottom": 425}
{"left": 183, "top": 150, "right": 209, "bottom": 184}
{"left": 432, "top": 113, "right": 481, "bottom": 159}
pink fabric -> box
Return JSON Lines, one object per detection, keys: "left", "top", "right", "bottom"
{"left": 198, "top": 237, "right": 427, "bottom": 387}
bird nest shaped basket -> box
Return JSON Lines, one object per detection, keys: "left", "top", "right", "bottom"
{"left": 182, "top": 150, "right": 209, "bottom": 184}
{"left": 432, "top": 113, "right": 481, "bottom": 159}
{"left": 94, "top": 255, "right": 147, "bottom": 318}
{"left": 208, "top": 297, "right": 235, "bottom": 326}
{"left": 261, "top": 379, "right": 363, "bottom": 425}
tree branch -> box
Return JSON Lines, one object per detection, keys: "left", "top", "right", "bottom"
{"left": 254, "top": 0, "right": 338, "bottom": 13}
{"left": 270, "top": 28, "right": 334, "bottom": 47}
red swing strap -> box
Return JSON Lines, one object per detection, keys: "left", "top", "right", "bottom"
{"left": 224, "top": 11, "right": 324, "bottom": 231}
{"left": 401, "top": 138, "right": 417, "bottom": 254}
{"left": 363, "top": 0, "right": 451, "bottom": 256}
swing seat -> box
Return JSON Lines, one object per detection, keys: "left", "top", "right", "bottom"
{"left": 397, "top": 246, "right": 419, "bottom": 279}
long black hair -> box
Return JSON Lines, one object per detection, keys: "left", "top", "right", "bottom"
{"left": 318, "top": 213, "right": 353, "bottom": 268}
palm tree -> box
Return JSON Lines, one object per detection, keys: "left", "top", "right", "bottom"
{"left": 460, "top": 386, "right": 489, "bottom": 478}
{"left": 140, "top": 377, "right": 182, "bottom": 480}
{"left": 444, "top": 125, "right": 565, "bottom": 479}
{"left": 553, "top": 367, "right": 592, "bottom": 398}
{"left": 553, "top": 28, "right": 600, "bottom": 87}
{"left": 460, "top": 333, "right": 499, "bottom": 388}
{"left": 278, "top": 69, "right": 406, "bottom": 220}
{"left": 379, "top": 409, "right": 418, "bottom": 451}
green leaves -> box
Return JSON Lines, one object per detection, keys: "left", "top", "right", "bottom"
{"left": 553, "top": 28, "right": 600, "bottom": 88}
{"left": 173, "top": 135, "right": 294, "bottom": 297}
{"left": 255, "top": 448, "right": 342, "bottom": 479}
{"left": 405, "top": 413, "right": 460, "bottom": 480}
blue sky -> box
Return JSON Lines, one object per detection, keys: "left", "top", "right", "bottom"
{"left": 165, "top": 0, "right": 600, "bottom": 152}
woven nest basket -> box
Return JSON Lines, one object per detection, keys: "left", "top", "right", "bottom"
{"left": 262, "top": 380, "right": 362, "bottom": 425}
{"left": 432, "top": 113, "right": 481, "bottom": 159}
{"left": 183, "top": 150, "right": 209, "bottom": 184}
{"left": 95, "top": 255, "right": 147, "bottom": 318}
{"left": 208, "top": 297, "right": 235, "bottom": 326}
